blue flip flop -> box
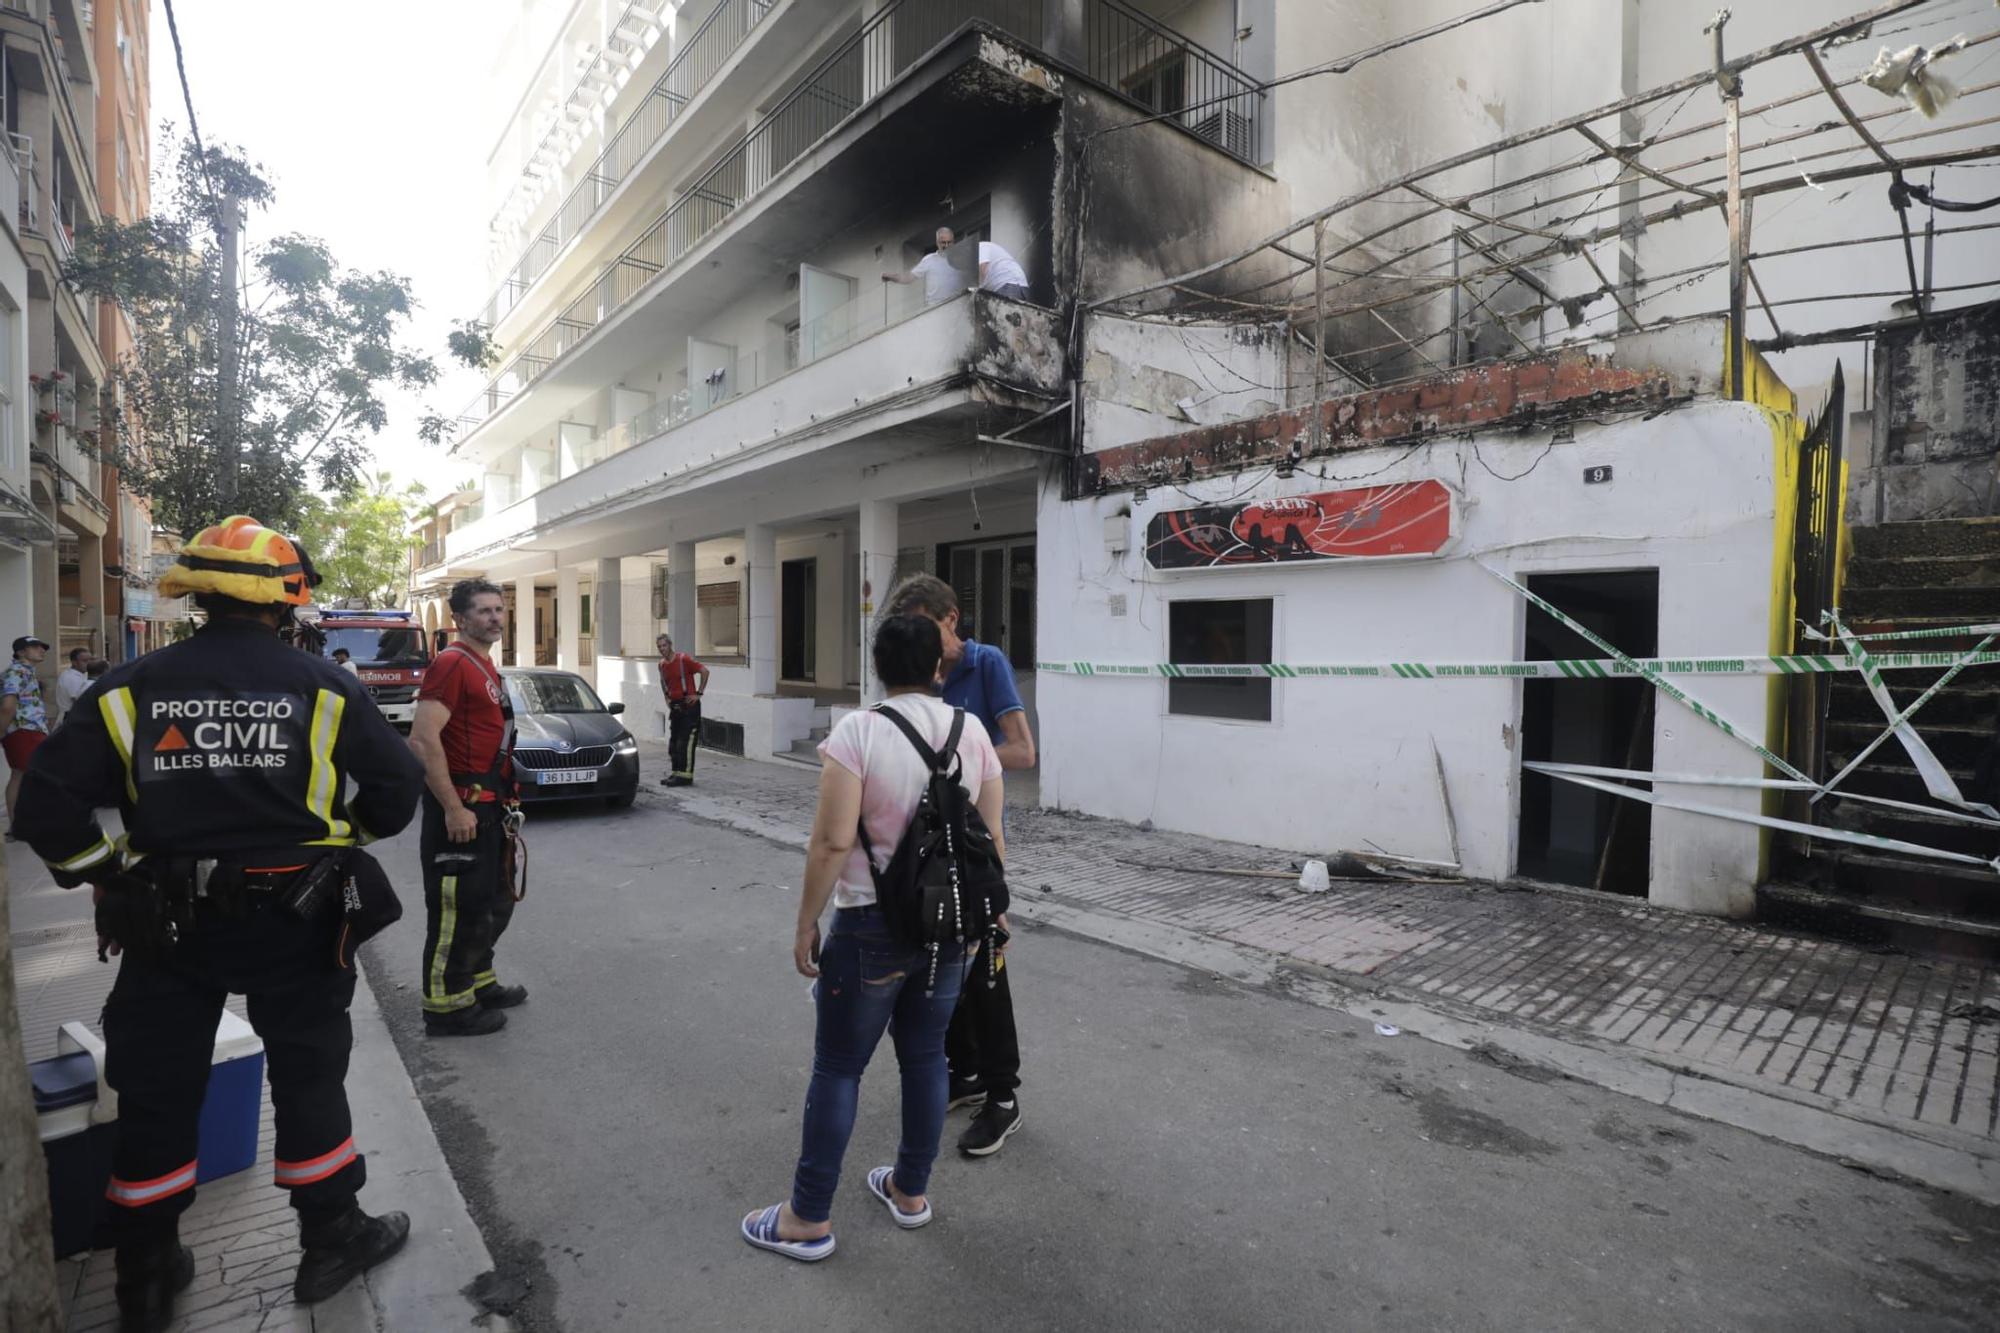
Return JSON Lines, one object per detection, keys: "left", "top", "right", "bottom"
{"left": 866, "top": 1167, "right": 933, "bottom": 1229}
{"left": 741, "top": 1205, "right": 835, "bottom": 1262}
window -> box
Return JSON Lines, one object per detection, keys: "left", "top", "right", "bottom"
{"left": 506, "top": 671, "right": 606, "bottom": 715}
{"left": 697, "top": 580, "right": 740, "bottom": 656}
{"left": 1167, "top": 598, "right": 1273, "bottom": 721}
{"left": 1123, "top": 54, "right": 1188, "bottom": 117}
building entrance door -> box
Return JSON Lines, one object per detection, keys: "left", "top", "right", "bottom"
{"left": 1517, "top": 570, "right": 1658, "bottom": 896}
{"left": 782, "top": 558, "right": 817, "bottom": 682}
{"left": 948, "top": 537, "right": 1036, "bottom": 670}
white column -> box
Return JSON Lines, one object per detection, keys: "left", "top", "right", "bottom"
{"left": 745, "top": 523, "right": 778, "bottom": 696}
{"left": 511, "top": 577, "right": 536, "bottom": 667}
{"left": 668, "top": 541, "right": 696, "bottom": 657}
{"left": 78, "top": 529, "right": 105, "bottom": 656}
{"left": 556, "top": 566, "right": 582, "bottom": 671}
{"left": 857, "top": 498, "right": 899, "bottom": 703}
{"left": 595, "top": 557, "right": 623, "bottom": 658}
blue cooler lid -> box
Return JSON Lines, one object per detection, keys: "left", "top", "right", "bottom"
{"left": 30, "top": 1051, "right": 98, "bottom": 1113}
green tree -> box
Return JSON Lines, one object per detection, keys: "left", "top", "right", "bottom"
{"left": 293, "top": 472, "right": 427, "bottom": 607}
{"left": 65, "top": 132, "right": 442, "bottom": 534}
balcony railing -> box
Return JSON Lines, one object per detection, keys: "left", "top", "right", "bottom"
{"left": 486, "top": 279, "right": 950, "bottom": 523}
{"left": 451, "top": 0, "right": 1261, "bottom": 447}
{"left": 478, "top": 0, "right": 779, "bottom": 330}
{"left": 9, "top": 132, "right": 37, "bottom": 233}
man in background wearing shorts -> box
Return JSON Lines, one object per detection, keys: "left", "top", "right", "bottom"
{"left": 1, "top": 634, "right": 51, "bottom": 838}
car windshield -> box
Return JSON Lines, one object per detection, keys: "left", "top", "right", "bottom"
{"left": 506, "top": 672, "right": 606, "bottom": 715}
{"left": 322, "top": 626, "right": 428, "bottom": 666}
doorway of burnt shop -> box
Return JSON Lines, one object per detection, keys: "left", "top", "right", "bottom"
{"left": 1518, "top": 570, "right": 1659, "bottom": 896}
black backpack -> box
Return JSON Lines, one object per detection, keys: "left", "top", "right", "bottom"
{"left": 857, "top": 704, "right": 1010, "bottom": 995}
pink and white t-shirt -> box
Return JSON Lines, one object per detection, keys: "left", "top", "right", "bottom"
{"left": 818, "top": 693, "right": 1003, "bottom": 909}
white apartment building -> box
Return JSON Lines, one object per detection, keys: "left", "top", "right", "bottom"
{"left": 423, "top": 0, "right": 1993, "bottom": 915}
{"left": 0, "top": 96, "right": 41, "bottom": 640}
{"left": 2, "top": 0, "right": 108, "bottom": 672}
{"left": 420, "top": 0, "right": 1282, "bottom": 757}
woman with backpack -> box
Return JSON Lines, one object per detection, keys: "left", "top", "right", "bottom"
{"left": 742, "top": 614, "right": 1008, "bottom": 1261}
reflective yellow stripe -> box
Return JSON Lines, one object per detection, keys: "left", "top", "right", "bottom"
{"left": 98, "top": 687, "right": 138, "bottom": 802}
{"left": 424, "top": 875, "right": 475, "bottom": 1012}
{"left": 305, "top": 688, "right": 350, "bottom": 842}
{"left": 53, "top": 835, "right": 114, "bottom": 872}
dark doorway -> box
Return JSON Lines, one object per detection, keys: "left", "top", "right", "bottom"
{"left": 781, "top": 558, "right": 817, "bottom": 681}
{"left": 1518, "top": 570, "right": 1658, "bottom": 896}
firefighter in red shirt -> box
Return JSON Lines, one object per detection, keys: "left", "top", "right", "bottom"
{"left": 407, "top": 579, "right": 525, "bottom": 1036}
{"left": 656, "top": 632, "right": 709, "bottom": 788}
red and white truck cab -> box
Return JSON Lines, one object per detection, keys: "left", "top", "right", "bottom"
{"left": 308, "top": 608, "right": 431, "bottom": 731}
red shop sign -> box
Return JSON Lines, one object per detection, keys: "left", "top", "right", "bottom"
{"left": 1145, "top": 479, "right": 1454, "bottom": 569}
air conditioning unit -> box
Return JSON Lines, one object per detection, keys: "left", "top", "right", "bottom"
{"left": 1191, "top": 109, "right": 1256, "bottom": 161}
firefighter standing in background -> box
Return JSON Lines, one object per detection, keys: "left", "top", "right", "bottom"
{"left": 18, "top": 517, "right": 425, "bottom": 1331}
{"left": 656, "top": 632, "right": 709, "bottom": 787}
{"left": 407, "top": 577, "right": 526, "bottom": 1036}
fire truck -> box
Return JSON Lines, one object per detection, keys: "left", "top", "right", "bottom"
{"left": 300, "top": 607, "right": 432, "bottom": 731}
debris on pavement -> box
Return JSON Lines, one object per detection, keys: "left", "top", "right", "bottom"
{"left": 1468, "top": 1040, "right": 1569, "bottom": 1085}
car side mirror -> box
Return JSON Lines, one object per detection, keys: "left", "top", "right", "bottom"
{"left": 607, "top": 701, "right": 625, "bottom": 714}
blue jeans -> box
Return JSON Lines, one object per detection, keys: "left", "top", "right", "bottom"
{"left": 791, "top": 906, "right": 967, "bottom": 1223}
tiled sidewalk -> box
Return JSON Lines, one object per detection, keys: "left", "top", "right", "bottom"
{"left": 651, "top": 743, "right": 2000, "bottom": 1162}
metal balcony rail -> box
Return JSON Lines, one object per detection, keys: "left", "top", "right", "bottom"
{"left": 451, "top": 0, "right": 1260, "bottom": 447}
{"left": 8, "top": 132, "right": 37, "bottom": 233}
{"left": 1088, "top": 0, "right": 1262, "bottom": 162}
{"left": 559, "top": 277, "right": 936, "bottom": 480}
{"left": 478, "top": 0, "right": 778, "bottom": 330}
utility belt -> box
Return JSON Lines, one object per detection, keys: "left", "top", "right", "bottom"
{"left": 95, "top": 848, "right": 402, "bottom": 970}
{"left": 451, "top": 765, "right": 517, "bottom": 807}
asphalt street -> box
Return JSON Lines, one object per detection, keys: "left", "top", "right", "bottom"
{"left": 360, "top": 770, "right": 2000, "bottom": 1332}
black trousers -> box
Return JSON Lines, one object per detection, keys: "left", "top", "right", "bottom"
{"left": 945, "top": 952, "right": 1021, "bottom": 1097}
{"left": 669, "top": 701, "right": 701, "bottom": 780}
{"left": 419, "top": 794, "right": 515, "bottom": 1014}
{"left": 102, "top": 901, "right": 362, "bottom": 1241}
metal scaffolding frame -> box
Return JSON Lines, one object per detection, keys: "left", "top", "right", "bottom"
{"left": 1089, "top": 0, "right": 2000, "bottom": 402}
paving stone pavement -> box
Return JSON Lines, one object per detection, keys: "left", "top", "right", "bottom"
{"left": 7, "top": 848, "right": 501, "bottom": 1332}
{"left": 653, "top": 742, "right": 2000, "bottom": 1161}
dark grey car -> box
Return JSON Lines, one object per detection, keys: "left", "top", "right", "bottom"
{"left": 501, "top": 668, "right": 641, "bottom": 808}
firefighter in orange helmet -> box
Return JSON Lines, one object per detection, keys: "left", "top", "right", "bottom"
{"left": 18, "top": 516, "right": 425, "bottom": 1330}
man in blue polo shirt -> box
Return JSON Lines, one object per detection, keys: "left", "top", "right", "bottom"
{"left": 882, "top": 574, "right": 1035, "bottom": 1157}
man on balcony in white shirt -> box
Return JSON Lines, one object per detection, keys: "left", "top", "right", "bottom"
{"left": 883, "top": 227, "right": 970, "bottom": 306}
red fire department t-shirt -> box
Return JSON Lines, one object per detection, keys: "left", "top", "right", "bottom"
{"left": 420, "top": 643, "right": 510, "bottom": 777}
{"left": 658, "top": 652, "right": 706, "bottom": 703}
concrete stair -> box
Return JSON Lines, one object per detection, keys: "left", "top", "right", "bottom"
{"left": 1765, "top": 518, "right": 2000, "bottom": 957}
{"left": 777, "top": 723, "right": 829, "bottom": 767}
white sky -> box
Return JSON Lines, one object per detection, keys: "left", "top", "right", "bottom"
{"left": 148, "top": 0, "right": 504, "bottom": 502}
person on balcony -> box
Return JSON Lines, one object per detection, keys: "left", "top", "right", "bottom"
{"left": 977, "top": 240, "right": 1030, "bottom": 301}
{"left": 882, "top": 226, "right": 971, "bottom": 306}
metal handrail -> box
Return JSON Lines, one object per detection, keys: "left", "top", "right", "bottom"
{"left": 476, "top": 0, "right": 776, "bottom": 330}
{"left": 449, "top": 0, "right": 1262, "bottom": 448}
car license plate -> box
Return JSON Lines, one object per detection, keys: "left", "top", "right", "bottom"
{"left": 538, "top": 769, "right": 594, "bottom": 786}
